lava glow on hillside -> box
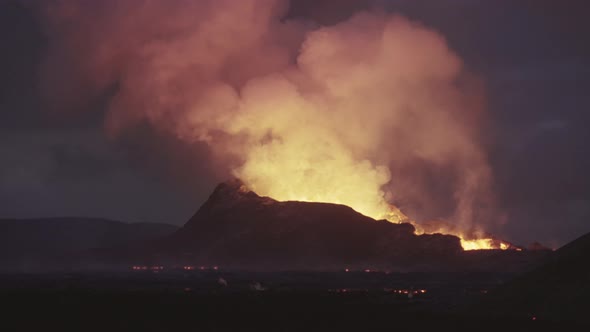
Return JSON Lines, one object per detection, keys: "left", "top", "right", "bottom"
{"left": 239, "top": 183, "right": 511, "bottom": 251}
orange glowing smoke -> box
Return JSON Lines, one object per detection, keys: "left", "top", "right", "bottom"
{"left": 41, "top": 0, "right": 504, "bottom": 250}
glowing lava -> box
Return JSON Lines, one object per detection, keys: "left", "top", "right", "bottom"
{"left": 414, "top": 218, "right": 512, "bottom": 250}
{"left": 460, "top": 238, "right": 504, "bottom": 251}
{"left": 411, "top": 220, "right": 511, "bottom": 251}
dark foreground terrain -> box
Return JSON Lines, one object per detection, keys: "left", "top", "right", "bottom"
{"left": 2, "top": 270, "right": 586, "bottom": 331}
{"left": 1, "top": 184, "right": 587, "bottom": 330}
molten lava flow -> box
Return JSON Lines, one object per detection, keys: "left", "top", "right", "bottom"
{"left": 461, "top": 238, "right": 500, "bottom": 251}
{"left": 409, "top": 218, "right": 510, "bottom": 250}
{"left": 411, "top": 219, "right": 510, "bottom": 251}
{"left": 453, "top": 231, "right": 512, "bottom": 251}
{"left": 410, "top": 219, "right": 513, "bottom": 251}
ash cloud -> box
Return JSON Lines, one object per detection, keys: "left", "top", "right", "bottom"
{"left": 38, "top": 0, "right": 497, "bottom": 233}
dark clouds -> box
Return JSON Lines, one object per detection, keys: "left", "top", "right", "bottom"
{"left": 1, "top": 0, "right": 589, "bottom": 246}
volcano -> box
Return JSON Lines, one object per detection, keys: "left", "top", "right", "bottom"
{"left": 154, "top": 180, "right": 462, "bottom": 269}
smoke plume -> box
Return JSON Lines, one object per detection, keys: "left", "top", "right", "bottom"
{"left": 39, "top": 0, "right": 495, "bottom": 233}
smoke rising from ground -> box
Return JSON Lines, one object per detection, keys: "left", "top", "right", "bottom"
{"left": 39, "top": 0, "right": 495, "bottom": 233}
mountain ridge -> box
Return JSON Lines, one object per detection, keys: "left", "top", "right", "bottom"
{"left": 155, "top": 180, "right": 463, "bottom": 269}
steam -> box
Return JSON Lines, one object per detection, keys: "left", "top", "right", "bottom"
{"left": 39, "top": 0, "right": 495, "bottom": 232}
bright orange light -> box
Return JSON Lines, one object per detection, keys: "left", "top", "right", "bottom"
{"left": 461, "top": 238, "right": 494, "bottom": 250}
{"left": 460, "top": 238, "right": 511, "bottom": 251}
{"left": 409, "top": 220, "right": 511, "bottom": 250}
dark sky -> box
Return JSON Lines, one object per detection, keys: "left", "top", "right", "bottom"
{"left": 1, "top": 0, "right": 589, "bottom": 247}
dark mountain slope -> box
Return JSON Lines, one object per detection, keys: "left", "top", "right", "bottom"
{"left": 156, "top": 180, "right": 462, "bottom": 269}
{"left": 479, "top": 231, "right": 590, "bottom": 323}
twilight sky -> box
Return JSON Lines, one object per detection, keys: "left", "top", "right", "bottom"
{"left": 1, "top": 0, "right": 589, "bottom": 248}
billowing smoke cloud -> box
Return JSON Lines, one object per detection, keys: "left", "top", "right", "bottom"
{"left": 38, "top": 0, "right": 496, "bottom": 234}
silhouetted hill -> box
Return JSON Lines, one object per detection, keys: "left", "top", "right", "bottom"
{"left": 480, "top": 231, "right": 590, "bottom": 323}
{"left": 0, "top": 217, "right": 178, "bottom": 269}
{"left": 153, "top": 180, "right": 462, "bottom": 269}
